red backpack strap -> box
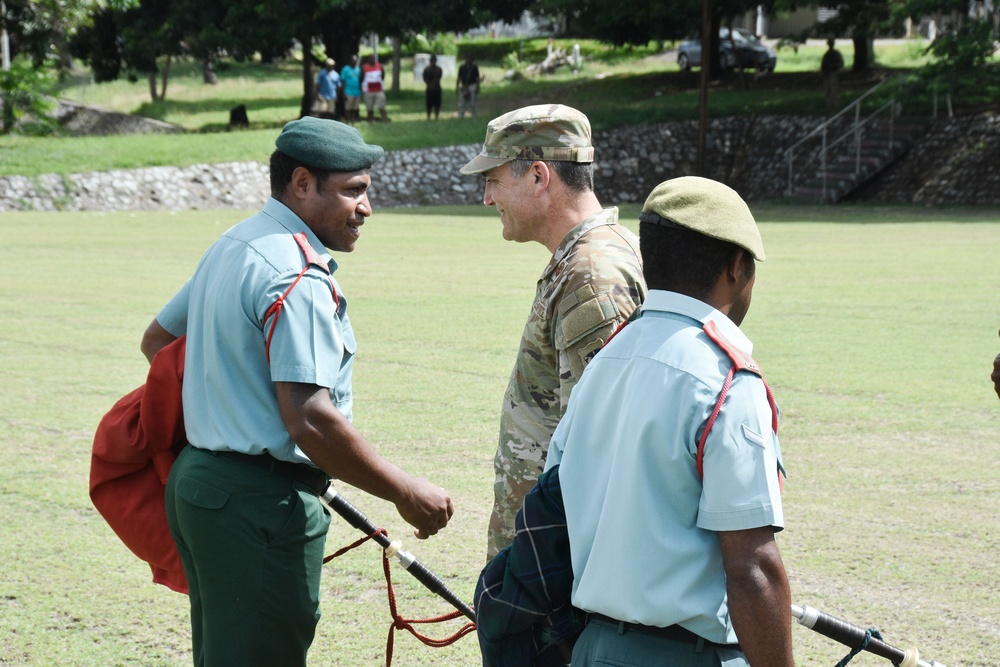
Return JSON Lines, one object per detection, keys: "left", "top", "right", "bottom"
{"left": 696, "top": 320, "right": 778, "bottom": 479}
{"left": 263, "top": 233, "right": 339, "bottom": 363}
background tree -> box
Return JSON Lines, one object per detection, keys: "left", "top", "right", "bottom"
{"left": 2, "top": 0, "right": 97, "bottom": 74}
{"left": 70, "top": 0, "right": 187, "bottom": 101}
{"left": 1, "top": 54, "right": 56, "bottom": 134}
{"left": 774, "top": 0, "right": 911, "bottom": 72}
{"left": 905, "top": 0, "right": 999, "bottom": 113}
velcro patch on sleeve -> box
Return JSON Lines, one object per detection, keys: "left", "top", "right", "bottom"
{"left": 560, "top": 292, "right": 618, "bottom": 347}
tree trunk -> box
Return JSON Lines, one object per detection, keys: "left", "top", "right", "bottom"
{"left": 299, "top": 31, "right": 315, "bottom": 119}
{"left": 391, "top": 35, "right": 401, "bottom": 93}
{"left": 160, "top": 54, "right": 171, "bottom": 100}
{"left": 708, "top": 11, "right": 724, "bottom": 80}
{"left": 852, "top": 34, "right": 873, "bottom": 73}
{"left": 147, "top": 71, "right": 158, "bottom": 101}
{"left": 2, "top": 97, "right": 15, "bottom": 135}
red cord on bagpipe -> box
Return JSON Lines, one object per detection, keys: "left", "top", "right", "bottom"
{"left": 321, "top": 484, "right": 476, "bottom": 667}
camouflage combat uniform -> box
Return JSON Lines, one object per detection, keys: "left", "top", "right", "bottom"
{"left": 459, "top": 104, "right": 647, "bottom": 558}
{"left": 488, "top": 207, "right": 645, "bottom": 558}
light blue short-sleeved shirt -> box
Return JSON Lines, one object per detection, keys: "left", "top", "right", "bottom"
{"left": 157, "top": 197, "right": 355, "bottom": 465}
{"left": 546, "top": 290, "right": 784, "bottom": 644}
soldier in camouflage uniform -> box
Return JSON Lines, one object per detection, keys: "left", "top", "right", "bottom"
{"left": 461, "top": 104, "right": 647, "bottom": 558}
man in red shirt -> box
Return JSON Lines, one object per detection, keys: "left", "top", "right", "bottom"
{"left": 361, "top": 54, "right": 389, "bottom": 122}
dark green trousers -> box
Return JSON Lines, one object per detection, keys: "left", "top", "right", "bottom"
{"left": 165, "top": 446, "right": 331, "bottom": 667}
{"left": 572, "top": 617, "right": 748, "bottom": 667}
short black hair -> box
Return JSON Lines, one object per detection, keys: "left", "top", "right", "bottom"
{"left": 639, "top": 221, "right": 754, "bottom": 297}
{"left": 509, "top": 158, "right": 595, "bottom": 193}
{"left": 269, "top": 150, "right": 334, "bottom": 197}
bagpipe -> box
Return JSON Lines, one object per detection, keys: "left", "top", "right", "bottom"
{"left": 323, "top": 485, "right": 947, "bottom": 667}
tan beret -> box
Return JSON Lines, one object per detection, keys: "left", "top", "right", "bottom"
{"left": 640, "top": 176, "right": 765, "bottom": 261}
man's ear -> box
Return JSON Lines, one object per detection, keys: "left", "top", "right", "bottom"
{"left": 288, "top": 167, "right": 315, "bottom": 201}
{"left": 530, "top": 160, "right": 552, "bottom": 190}
{"left": 725, "top": 248, "right": 747, "bottom": 285}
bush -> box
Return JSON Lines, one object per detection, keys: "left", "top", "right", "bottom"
{"left": 405, "top": 33, "right": 458, "bottom": 57}
{"left": 1, "top": 56, "right": 58, "bottom": 136}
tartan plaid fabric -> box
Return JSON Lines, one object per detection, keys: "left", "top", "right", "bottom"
{"left": 475, "top": 465, "right": 583, "bottom": 666}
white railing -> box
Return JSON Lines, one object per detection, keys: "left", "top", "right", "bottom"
{"left": 785, "top": 77, "right": 902, "bottom": 199}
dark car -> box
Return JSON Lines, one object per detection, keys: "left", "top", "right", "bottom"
{"left": 677, "top": 28, "right": 777, "bottom": 73}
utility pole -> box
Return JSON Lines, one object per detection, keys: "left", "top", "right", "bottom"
{"left": 697, "top": 0, "right": 712, "bottom": 176}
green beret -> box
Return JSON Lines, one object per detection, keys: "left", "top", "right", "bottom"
{"left": 460, "top": 104, "right": 594, "bottom": 175}
{"left": 275, "top": 117, "right": 384, "bottom": 172}
{"left": 640, "top": 176, "right": 765, "bottom": 261}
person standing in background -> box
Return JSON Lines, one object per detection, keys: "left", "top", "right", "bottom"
{"left": 992, "top": 329, "right": 1000, "bottom": 399}
{"left": 340, "top": 55, "right": 362, "bottom": 123}
{"left": 423, "top": 55, "right": 443, "bottom": 120}
{"left": 821, "top": 38, "right": 845, "bottom": 111}
{"left": 314, "top": 58, "right": 341, "bottom": 120}
{"left": 361, "top": 54, "right": 389, "bottom": 122}
{"left": 456, "top": 53, "right": 483, "bottom": 120}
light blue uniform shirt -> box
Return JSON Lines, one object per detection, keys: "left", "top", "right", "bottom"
{"left": 546, "top": 290, "right": 784, "bottom": 644}
{"left": 157, "top": 197, "right": 355, "bottom": 465}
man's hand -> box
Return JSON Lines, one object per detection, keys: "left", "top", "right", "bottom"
{"left": 395, "top": 478, "right": 454, "bottom": 539}
{"left": 276, "top": 381, "right": 454, "bottom": 539}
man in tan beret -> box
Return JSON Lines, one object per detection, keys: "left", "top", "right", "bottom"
{"left": 461, "top": 104, "right": 646, "bottom": 559}
{"left": 475, "top": 176, "right": 793, "bottom": 667}
{"left": 548, "top": 176, "right": 792, "bottom": 666}
{"left": 140, "top": 117, "right": 453, "bottom": 666}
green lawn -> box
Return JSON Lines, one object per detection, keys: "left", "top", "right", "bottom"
{"left": 0, "top": 204, "right": 997, "bottom": 666}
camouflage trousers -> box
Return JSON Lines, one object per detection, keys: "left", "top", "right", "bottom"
{"left": 486, "top": 445, "right": 546, "bottom": 560}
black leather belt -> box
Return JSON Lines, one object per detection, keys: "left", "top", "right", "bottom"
{"left": 587, "top": 613, "right": 741, "bottom": 651}
{"left": 217, "top": 450, "right": 330, "bottom": 494}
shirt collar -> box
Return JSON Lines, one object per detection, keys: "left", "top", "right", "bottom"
{"left": 640, "top": 289, "right": 753, "bottom": 355}
{"left": 544, "top": 207, "right": 619, "bottom": 275}
{"left": 260, "top": 197, "right": 338, "bottom": 273}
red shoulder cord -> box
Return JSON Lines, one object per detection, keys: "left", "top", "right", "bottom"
{"left": 324, "top": 532, "right": 475, "bottom": 667}
{"left": 697, "top": 319, "right": 778, "bottom": 479}
{"left": 263, "top": 233, "right": 339, "bottom": 363}
{"left": 607, "top": 314, "right": 779, "bottom": 481}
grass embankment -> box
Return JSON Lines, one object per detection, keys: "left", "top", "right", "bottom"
{"left": 0, "top": 38, "right": 946, "bottom": 177}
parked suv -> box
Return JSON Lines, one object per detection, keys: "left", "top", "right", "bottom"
{"left": 677, "top": 28, "right": 777, "bottom": 72}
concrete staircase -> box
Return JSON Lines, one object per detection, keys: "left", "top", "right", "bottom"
{"left": 788, "top": 118, "right": 931, "bottom": 203}
{"left": 784, "top": 78, "right": 931, "bottom": 204}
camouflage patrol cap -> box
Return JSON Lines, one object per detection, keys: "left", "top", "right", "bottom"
{"left": 460, "top": 104, "right": 595, "bottom": 175}
{"left": 640, "top": 176, "right": 765, "bottom": 261}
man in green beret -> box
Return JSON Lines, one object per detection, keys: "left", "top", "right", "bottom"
{"left": 461, "top": 104, "right": 646, "bottom": 559}
{"left": 140, "top": 117, "right": 454, "bottom": 667}
{"left": 544, "top": 176, "right": 793, "bottom": 666}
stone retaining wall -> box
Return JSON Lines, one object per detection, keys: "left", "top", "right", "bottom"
{"left": 2, "top": 113, "right": 998, "bottom": 212}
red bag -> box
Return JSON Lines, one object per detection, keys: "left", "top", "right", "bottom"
{"left": 90, "top": 336, "right": 188, "bottom": 594}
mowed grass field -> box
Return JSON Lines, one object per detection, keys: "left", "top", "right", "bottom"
{"left": 0, "top": 203, "right": 997, "bottom": 666}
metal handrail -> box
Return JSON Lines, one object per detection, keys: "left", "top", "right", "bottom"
{"left": 785, "top": 76, "right": 901, "bottom": 199}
